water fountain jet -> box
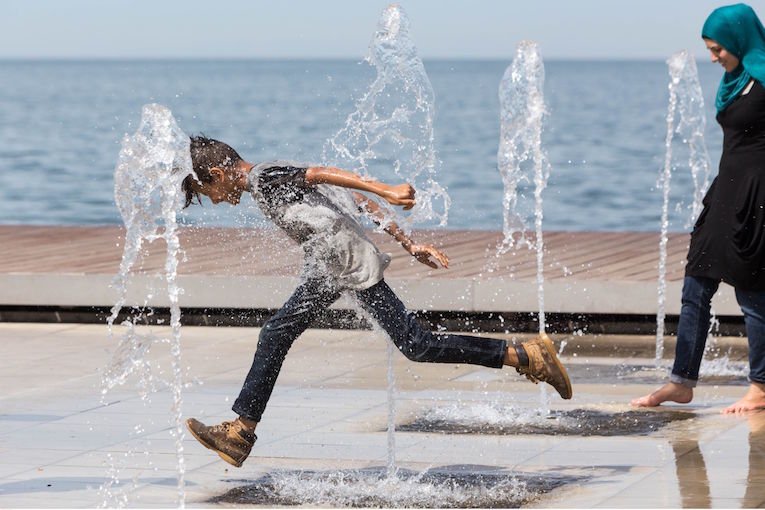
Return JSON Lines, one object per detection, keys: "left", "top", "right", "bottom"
{"left": 321, "top": 3, "right": 450, "bottom": 481}
{"left": 497, "top": 40, "right": 549, "bottom": 334}
{"left": 103, "top": 103, "right": 191, "bottom": 508}
{"left": 655, "top": 50, "right": 712, "bottom": 367}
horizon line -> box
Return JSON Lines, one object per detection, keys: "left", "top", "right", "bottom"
{"left": 0, "top": 55, "right": 712, "bottom": 63}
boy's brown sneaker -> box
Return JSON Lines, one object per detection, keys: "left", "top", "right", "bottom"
{"left": 186, "top": 417, "right": 256, "bottom": 467}
{"left": 517, "top": 333, "right": 573, "bottom": 399}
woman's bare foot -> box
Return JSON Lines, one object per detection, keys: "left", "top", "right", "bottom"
{"left": 723, "top": 382, "right": 765, "bottom": 414}
{"left": 631, "top": 382, "right": 693, "bottom": 407}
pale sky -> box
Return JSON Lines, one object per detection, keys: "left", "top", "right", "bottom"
{"left": 1, "top": 0, "right": 751, "bottom": 60}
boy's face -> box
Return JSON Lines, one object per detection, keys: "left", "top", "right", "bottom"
{"left": 194, "top": 164, "right": 250, "bottom": 205}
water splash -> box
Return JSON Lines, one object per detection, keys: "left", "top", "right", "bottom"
{"left": 101, "top": 316, "right": 159, "bottom": 398}
{"left": 211, "top": 468, "right": 539, "bottom": 508}
{"left": 700, "top": 355, "right": 749, "bottom": 378}
{"left": 496, "top": 40, "right": 549, "bottom": 334}
{"left": 655, "top": 51, "right": 712, "bottom": 367}
{"left": 699, "top": 312, "right": 748, "bottom": 378}
{"left": 419, "top": 402, "right": 563, "bottom": 431}
{"left": 322, "top": 3, "right": 450, "bottom": 231}
{"left": 104, "top": 104, "right": 190, "bottom": 507}
{"left": 97, "top": 453, "right": 130, "bottom": 508}
{"left": 401, "top": 403, "right": 695, "bottom": 436}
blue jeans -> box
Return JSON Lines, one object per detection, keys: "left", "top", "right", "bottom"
{"left": 671, "top": 275, "right": 765, "bottom": 387}
{"left": 232, "top": 278, "right": 508, "bottom": 421}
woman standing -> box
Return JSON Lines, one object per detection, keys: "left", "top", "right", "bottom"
{"left": 633, "top": 3, "right": 765, "bottom": 413}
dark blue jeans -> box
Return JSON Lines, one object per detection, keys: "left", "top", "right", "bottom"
{"left": 671, "top": 275, "right": 765, "bottom": 387}
{"left": 233, "top": 278, "right": 508, "bottom": 421}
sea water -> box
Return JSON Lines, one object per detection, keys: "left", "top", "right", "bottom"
{"left": 0, "top": 59, "right": 724, "bottom": 231}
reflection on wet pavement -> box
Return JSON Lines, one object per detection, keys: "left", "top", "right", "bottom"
{"left": 744, "top": 412, "right": 765, "bottom": 506}
{"left": 671, "top": 439, "right": 711, "bottom": 508}
{"left": 664, "top": 411, "right": 765, "bottom": 508}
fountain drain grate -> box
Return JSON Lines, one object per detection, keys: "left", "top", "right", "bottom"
{"left": 399, "top": 408, "right": 695, "bottom": 437}
{"left": 210, "top": 467, "right": 578, "bottom": 508}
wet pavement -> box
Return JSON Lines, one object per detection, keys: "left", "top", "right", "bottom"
{"left": 398, "top": 407, "right": 697, "bottom": 437}
{"left": 0, "top": 322, "right": 763, "bottom": 508}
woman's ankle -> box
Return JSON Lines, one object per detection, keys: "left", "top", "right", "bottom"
{"left": 751, "top": 381, "right": 765, "bottom": 395}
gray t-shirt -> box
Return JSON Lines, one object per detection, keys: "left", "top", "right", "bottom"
{"left": 247, "top": 160, "right": 391, "bottom": 291}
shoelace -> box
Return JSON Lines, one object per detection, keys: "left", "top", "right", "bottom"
{"left": 516, "top": 366, "right": 540, "bottom": 384}
{"left": 214, "top": 421, "right": 235, "bottom": 432}
{"left": 215, "top": 421, "right": 255, "bottom": 443}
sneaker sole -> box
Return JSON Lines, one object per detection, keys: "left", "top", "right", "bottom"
{"left": 185, "top": 419, "right": 244, "bottom": 468}
{"left": 540, "top": 335, "right": 573, "bottom": 399}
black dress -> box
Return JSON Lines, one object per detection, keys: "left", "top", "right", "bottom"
{"left": 686, "top": 79, "right": 765, "bottom": 291}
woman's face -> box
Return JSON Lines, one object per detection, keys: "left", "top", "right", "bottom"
{"left": 704, "top": 38, "right": 741, "bottom": 72}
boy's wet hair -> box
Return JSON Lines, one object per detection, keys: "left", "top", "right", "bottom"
{"left": 182, "top": 135, "right": 244, "bottom": 207}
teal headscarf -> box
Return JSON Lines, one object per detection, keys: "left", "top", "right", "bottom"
{"left": 702, "top": 3, "right": 765, "bottom": 112}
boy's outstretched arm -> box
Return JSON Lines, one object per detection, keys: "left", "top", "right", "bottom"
{"left": 305, "top": 166, "right": 416, "bottom": 210}
{"left": 352, "top": 191, "right": 449, "bottom": 269}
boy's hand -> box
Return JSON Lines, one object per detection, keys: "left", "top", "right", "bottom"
{"left": 305, "top": 168, "right": 416, "bottom": 210}
{"left": 383, "top": 184, "right": 416, "bottom": 210}
{"left": 407, "top": 244, "right": 449, "bottom": 269}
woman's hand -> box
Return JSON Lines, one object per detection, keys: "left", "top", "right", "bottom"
{"left": 382, "top": 184, "right": 416, "bottom": 210}
{"left": 407, "top": 243, "right": 449, "bottom": 269}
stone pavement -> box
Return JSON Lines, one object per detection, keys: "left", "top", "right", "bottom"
{"left": 0, "top": 322, "right": 763, "bottom": 508}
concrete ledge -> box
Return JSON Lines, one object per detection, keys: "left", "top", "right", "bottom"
{"left": 0, "top": 272, "right": 743, "bottom": 316}
{"left": 0, "top": 304, "right": 747, "bottom": 337}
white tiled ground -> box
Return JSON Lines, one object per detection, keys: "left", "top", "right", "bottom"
{"left": 0, "top": 323, "right": 763, "bottom": 508}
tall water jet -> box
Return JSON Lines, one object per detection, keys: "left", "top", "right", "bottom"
{"left": 497, "top": 40, "right": 549, "bottom": 334}
{"left": 323, "top": 3, "right": 448, "bottom": 479}
{"left": 323, "top": 3, "right": 450, "bottom": 232}
{"left": 385, "top": 340, "right": 397, "bottom": 479}
{"left": 655, "top": 51, "right": 712, "bottom": 367}
{"left": 104, "top": 104, "right": 191, "bottom": 507}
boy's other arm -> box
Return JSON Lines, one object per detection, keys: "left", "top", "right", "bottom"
{"left": 352, "top": 192, "right": 449, "bottom": 269}
{"left": 305, "top": 166, "right": 415, "bottom": 210}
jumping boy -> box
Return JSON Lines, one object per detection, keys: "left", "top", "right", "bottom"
{"left": 182, "top": 135, "right": 572, "bottom": 467}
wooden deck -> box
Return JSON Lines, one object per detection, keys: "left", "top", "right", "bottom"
{"left": 0, "top": 225, "right": 741, "bottom": 316}
{"left": 0, "top": 225, "right": 689, "bottom": 281}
